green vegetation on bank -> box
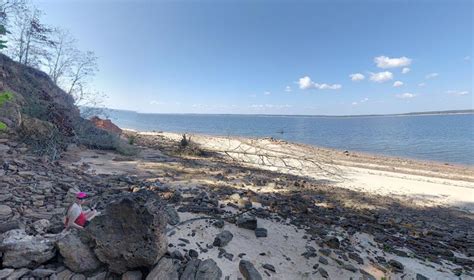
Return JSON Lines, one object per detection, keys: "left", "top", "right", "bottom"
{"left": 0, "top": 91, "right": 14, "bottom": 106}
{"left": 0, "top": 121, "right": 7, "bottom": 131}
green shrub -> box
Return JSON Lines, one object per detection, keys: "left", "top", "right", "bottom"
{"left": 0, "top": 91, "right": 14, "bottom": 106}
{"left": 0, "top": 121, "right": 7, "bottom": 132}
{"left": 128, "top": 135, "right": 136, "bottom": 145}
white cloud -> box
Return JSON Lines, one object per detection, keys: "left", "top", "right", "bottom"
{"left": 402, "top": 67, "right": 410, "bottom": 74}
{"left": 369, "top": 71, "right": 393, "bottom": 83}
{"left": 349, "top": 73, "right": 365, "bottom": 81}
{"left": 393, "top": 81, "right": 404, "bottom": 87}
{"left": 374, "top": 56, "right": 412, "bottom": 68}
{"left": 418, "top": 82, "right": 426, "bottom": 87}
{"left": 446, "top": 90, "right": 470, "bottom": 96}
{"left": 264, "top": 91, "right": 271, "bottom": 95}
{"left": 285, "top": 86, "right": 292, "bottom": 93}
{"left": 425, "top": 73, "right": 439, "bottom": 79}
{"left": 351, "top": 98, "right": 369, "bottom": 106}
{"left": 250, "top": 104, "right": 292, "bottom": 109}
{"left": 396, "top": 93, "right": 416, "bottom": 99}
{"left": 150, "top": 100, "right": 165, "bottom": 105}
{"left": 298, "top": 76, "right": 342, "bottom": 90}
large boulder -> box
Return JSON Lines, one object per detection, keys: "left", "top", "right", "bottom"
{"left": 56, "top": 232, "right": 102, "bottom": 273}
{"left": 0, "top": 229, "right": 56, "bottom": 268}
{"left": 86, "top": 191, "right": 168, "bottom": 274}
{"left": 89, "top": 116, "right": 122, "bottom": 135}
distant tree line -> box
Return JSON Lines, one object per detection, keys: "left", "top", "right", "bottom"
{"left": 0, "top": 0, "right": 104, "bottom": 116}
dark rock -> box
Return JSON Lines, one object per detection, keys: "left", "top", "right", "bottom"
{"left": 302, "top": 246, "right": 317, "bottom": 259}
{"left": 213, "top": 230, "right": 233, "bottom": 247}
{"left": 348, "top": 252, "right": 364, "bottom": 265}
{"left": 239, "top": 260, "right": 262, "bottom": 280}
{"left": 189, "top": 249, "right": 199, "bottom": 259}
{"left": 213, "top": 219, "right": 224, "bottom": 228}
{"left": 31, "top": 268, "right": 56, "bottom": 278}
{"left": 164, "top": 206, "right": 180, "bottom": 226}
{"left": 236, "top": 216, "right": 257, "bottom": 230}
{"left": 170, "top": 250, "right": 184, "bottom": 261}
{"left": 388, "top": 259, "right": 404, "bottom": 273}
{"left": 254, "top": 228, "right": 267, "bottom": 238}
{"left": 195, "top": 259, "right": 222, "bottom": 280}
{"left": 86, "top": 191, "right": 168, "bottom": 274}
{"left": 342, "top": 264, "right": 357, "bottom": 272}
{"left": 319, "top": 256, "right": 329, "bottom": 265}
{"left": 262, "top": 264, "right": 276, "bottom": 273}
{"left": 0, "top": 220, "right": 21, "bottom": 233}
{"left": 324, "top": 236, "right": 340, "bottom": 249}
{"left": 318, "top": 267, "right": 329, "bottom": 278}
{"left": 181, "top": 259, "right": 201, "bottom": 280}
{"left": 319, "top": 248, "right": 331, "bottom": 256}
{"left": 416, "top": 273, "right": 429, "bottom": 280}
{"left": 359, "top": 269, "right": 376, "bottom": 280}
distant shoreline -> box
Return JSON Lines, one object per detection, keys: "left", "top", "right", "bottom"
{"left": 96, "top": 107, "right": 474, "bottom": 118}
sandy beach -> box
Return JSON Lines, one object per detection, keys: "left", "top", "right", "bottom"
{"left": 59, "top": 129, "right": 473, "bottom": 279}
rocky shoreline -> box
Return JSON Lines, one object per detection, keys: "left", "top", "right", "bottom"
{"left": 1, "top": 130, "right": 473, "bottom": 279}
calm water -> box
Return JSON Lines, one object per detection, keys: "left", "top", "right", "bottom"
{"left": 105, "top": 110, "right": 474, "bottom": 165}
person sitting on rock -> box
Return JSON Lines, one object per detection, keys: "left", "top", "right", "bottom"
{"left": 64, "top": 192, "right": 99, "bottom": 230}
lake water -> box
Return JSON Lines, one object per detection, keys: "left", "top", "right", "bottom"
{"left": 105, "top": 110, "right": 474, "bottom": 165}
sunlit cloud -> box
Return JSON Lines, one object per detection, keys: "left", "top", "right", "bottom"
{"left": 393, "top": 81, "right": 404, "bottom": 87}
{"left": 402, "top": 67, "right": 410, "bottom": 74}
{"left": 374, "top": 56, "right": 412, "bottom": 68}
{"left": 352, "top": 97, "right": 369, "bottom": 106}
{"left": 285, "top": 86, "right": 292, "bottom": 93}
{"left": 264, "top": 91, "right": 271, "bottom": 95}
{"left": 369, "top": 71, "right": 393, "bottom": 83}
{"left": 298, "top": 76, "right": 342, "bottom": 90}
{"left": 418, "top": 82, "right": 426, "bottom": 87}
{"left": 349, "top": 73, "right": 365, "bottom": 81}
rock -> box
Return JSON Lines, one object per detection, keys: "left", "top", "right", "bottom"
{"left": 213, "top": 220, "right": 224, "bottom": 228}
{"left": 122, "top": 271, "right": 142, "bottom": 280}
{"left": 239, "top": 260, "right": 262, "bottom": 280}
{"left": 388, "top": 259, "right": 404, "bottom": 273}
{"left": 324, "top": 236, "right": 340, "bottom": 249}
{"left": 145, "top": 257, "right": 178, "bottom": 280}
{"left": 31, "top": 268, "right": 56, "bottom": 278}
{"left": 236, "top": 216, "right": 257, "bottom": 230}
{"left": 170, "top": 250, "right": 184, "bottom": 261}
{"left": 164, "top": 206, "right": 180, "bottom": 226}
{"left": 71, "top": 274, "right": 86, "bottom": 280}
{"left": 32, "top": 219, "right": 51, "bottom": 234}
{"left": 181, "top": 259, "right": 201, "bottom": 280}
{"left": 302, "top": 246, "right": 317, "bottom": 259}
{"left": 254, "top": 228, "right": 267, "bottom": 238}
{"left": 188, "top": 249, "right": 199, "bottom": 259}
{"left": 319, "top": 256, "right": 329, "bottom": 265}
{"left": 318, "top": 267, "right": 329, "bottom": 278}
{"left": 262, "top": 264, "right": 275, "bottom": 273}
{"left": 0, "top": 269, "right": 14, "bottom": 279}
{"left": 342, "top": 264, "right": 357, "bottom": 272}
{"left": 416, "top": 273, "right": 429, "bottom": 280}
{"left": 0, "top": 220, "right": 21, "bottom": 233}
{"left": 56, "top": 232, "right": 102, "bottom": 273}
{"left": 319, "top": 248, "right": 331, "bottom": 256}
{"left": 87, "top": 191, "right": 168, "bottom": 274}
{"left": 195, "top": 259, "right": 222, "bottom": 280}
{"left": 6, "top": 268, "right": 30, "bottom": 280}
{"left": 57, "top": 269, "right": 74, "bottom": 280}
{"left": 0, "top": 229, "right": 56, "bottom": 268}
{"left": 86, "top": 271, "right": 107, "bottom": 280}
{"left": 213, "top": 230, "right": 233, "bottom": 247}
{"left": 348, "top": 252, "right": 364, "bottom": 264}
{"left": 0, "top": 204, "right": 12, "bottom": 219}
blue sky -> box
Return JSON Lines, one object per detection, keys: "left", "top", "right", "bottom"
{"left": 36, "top": 0, "right": 472, "bottom": 115}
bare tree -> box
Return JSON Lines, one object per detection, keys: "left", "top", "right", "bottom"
{"left": 66, "top": 50, "right": 98, "bottom": 101}
{"left": 7, "top": 4, "right": 53, "bottom": 67}
{"left": 44, "top": 28, "right": 76, "bottom": 86}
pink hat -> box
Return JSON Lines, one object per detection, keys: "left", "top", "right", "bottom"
{"left": 76, "top": 192, "right": 87, "bottom": 199}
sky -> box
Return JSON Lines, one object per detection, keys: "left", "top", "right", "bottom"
{"left": 35, "top": 0, "right": 473, "bottom": 115}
